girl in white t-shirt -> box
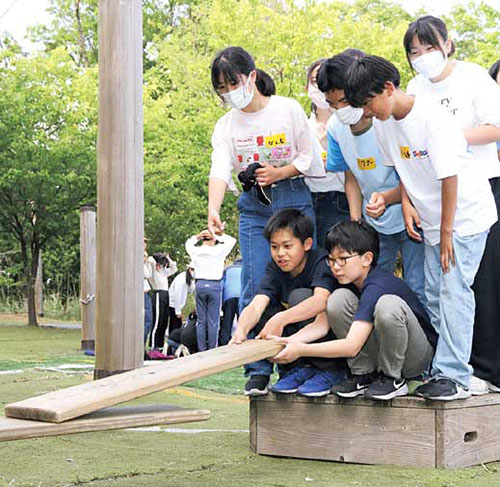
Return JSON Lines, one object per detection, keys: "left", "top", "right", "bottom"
{"left": 403, "top": 15, "right": 500, "bottom": 394}
{"left": 304, "top": 59, "right": 349, "bottom": 247}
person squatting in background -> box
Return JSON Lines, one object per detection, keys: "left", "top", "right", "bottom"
{"left": 186, "top": 230, "right": 236, "bottom": 351}
{"left": 219, "top": 258, "right": 242, "bottom": 346}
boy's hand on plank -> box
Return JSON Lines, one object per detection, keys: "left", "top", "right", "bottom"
{"left": 229, "top": 327, "right": 248, "bottom": 345}
{"left": 268, "top": 337, "right": 303, "bottom": 364}
{"left": 257, "top": 312, "right": 286, "bottom": 339}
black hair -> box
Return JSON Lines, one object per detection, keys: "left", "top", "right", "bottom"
{"left": 344, "top": 55, "right": 400, "bottom": 108}
{"left": 316, "top": 50, "right": 366, "bottom": 94}
{"left": 325, "top": 220, "right": 379, "bottom": 267}
{"left": 185, "top": 266, "right": 193, "bottom": 287}
{"left": 489, "top": 59, "right": 500, "bottom": 82}
{"left": 152, "top": 252, "right": 169, "bottom": 268}
{"left": 263, "top": 208, "right": 314, "bottom": 243}
{"left": 211, "top": 46, "right": 275, "bottom": 97}
{"left": 403, "top": 15, "right": 455, "bottom": 70}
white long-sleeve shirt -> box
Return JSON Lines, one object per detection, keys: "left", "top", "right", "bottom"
{"left": 185, "top": 234, "right": 236, "bottom": 281}
{"left": 169, "top": 272, "right": 195, "bottom": 315}
{"left": 147, "top": 255, "right": 177, "bottom": 291}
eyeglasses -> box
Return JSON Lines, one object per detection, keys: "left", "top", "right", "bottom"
{"left": 326, "top": 254, "right": 359, "bottom": 267}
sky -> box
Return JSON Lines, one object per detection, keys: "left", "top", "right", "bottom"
{"left": 1, "top": 0, "right": 500, "bottom": 52}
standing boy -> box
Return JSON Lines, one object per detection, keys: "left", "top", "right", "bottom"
{"left": 343, "top": 55, "right": 497, "bottom": 400}
{"left": 272, "top": 220, "right": 436, "bottom": 401}
{"left": 231, "top": 208, "right": 347, "bottom": 397}
{"left": 316, "top": 52, "right": 425, "bottom": 306}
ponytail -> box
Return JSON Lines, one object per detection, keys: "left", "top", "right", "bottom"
{"left": 255, "top": 69, "right": 275, "bottom": 96}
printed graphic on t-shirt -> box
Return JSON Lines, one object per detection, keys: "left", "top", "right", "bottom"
{"left": 400, "top": 146, "right": 411, "bottom": 159}
{"left": 357, "top": 157, "right": 376, "bottom": 170}
{"left": 411, "top": 149, "right": 429, "bottom": 159}
{"left": 321, "top": 151, "right": 327, "bottom": 166}
{"left": 234, "top": 131, "right": 293, "bottom": 170}
{"left": 439, "top": 97, "right": 459, "bottom": 116}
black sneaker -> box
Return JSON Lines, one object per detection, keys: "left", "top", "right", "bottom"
{"left": 331, "top": 373, "right": 374, "bottom": 398}
{"left": 244, "top": 375, "right": 270, "bottom": 396}
{"left": 415, "top": 377, "right": 471, "bottom": 401}
{"left": 365, "top": 374, "right": 408, "bottom": 401}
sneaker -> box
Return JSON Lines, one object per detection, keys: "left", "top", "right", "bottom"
{"left": 244, "top": 375, "right": 270, "bottom": 396}
{"left": 331, "top": 373, "right": 375, "bottom": 398}
{"left": 364, "top": 374, "right": 408, "bottom": 401}
{"left": 269, "top": 366, "right": 315, "bottom": 394}
{"left": 415, "top": 377, "right": 471, "bottom": 401}
{"left": 469, "top": 375, "right": 490, "bottom": 396}
{"left": 487, "top": 381, "right": 500, "bottom": 393}
{"left": 146, "top": 349, "right": 174, "bottom": 360}
{"left": 297, "top": 369, "right": 347, "bottom": 397}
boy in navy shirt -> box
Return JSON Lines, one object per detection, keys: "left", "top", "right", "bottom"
{"left": 272, "top": 220, "right": 436, "bottom": 400}
{"left": 231, "top": 208, "right": 347, "bottom": 397}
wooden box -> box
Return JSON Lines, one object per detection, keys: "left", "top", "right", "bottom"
{"left": 250, "top": 393, "right": 500, "bottom": 468}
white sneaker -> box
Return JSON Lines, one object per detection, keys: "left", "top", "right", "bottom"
{"left": 487, "top": 381, "right": 500, "bottom": 393}
{"left": 469, "top": 375, "right": 490, "bottom": 396}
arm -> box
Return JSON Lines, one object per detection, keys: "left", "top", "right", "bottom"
{"left": 254, "top": 163, "right": 300, "bottom": 187}
{"left": 185, "top": 235, "right": 200, "bottom": 257}
{"left": 166, "top": 255, "right": 178, "bottom": 277}
{"left": 257, "top": 287, "right": 331, "bottom": 339}
{"left": 208, "top": 177, "right": 228, "bottom": 236}
{"left": 229, "top": 294, "right": 271, "bottom": 344}
{"left": 272, "top": 319, "right": 373, "bottom": 364}
{"left": 401, "top": 182, "right": 423, "bottom": 242}
{"left": 365, "top": 185, "right": 401, "bottom": 219}
{"left": 440, "top": 175, "right": 457, "bottom": 273}
{"left": 344, "top": 170, "right": 363, "bottom": 221}
{"left": 464, "top": 125, "right": 500, "bottom": 146}
{"left": 284, "top": 311, "right": 331, "bottom": 343}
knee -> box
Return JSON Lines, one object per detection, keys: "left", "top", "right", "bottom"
{"left": 288, "top": 288, "right": 313, "bottom": 307}
{"left": 327, "top": 288, "right": 358, "bottom": 322}
{"left": 373, "top": 295, "right": 403, "bottom": 328}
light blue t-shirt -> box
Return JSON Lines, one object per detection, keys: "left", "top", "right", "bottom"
{"left": 326, "top": 116, "right": 405, "bottom": 235}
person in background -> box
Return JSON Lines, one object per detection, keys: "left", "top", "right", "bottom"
{"left": 304, "top": 59, "right": 349, "bottom": 247}
{"left": 219, "top": 258, "right": 242, "bottom": 346}
{"left": 489, "top": 59, "right": 500, "bottom": 160}
{"left": 143, "top": 238, "right": 153, "bottom": 351}
{"left": 169, "top": 263, "right": 196, "bottom": 333}
{"left": 146, "top": 252, "right": 177, "bottom": 360}
{"left": 186, "top": 230, "right": 236, "bottom": 351}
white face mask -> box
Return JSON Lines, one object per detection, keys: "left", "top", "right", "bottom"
{"left": 336, "top": 105, "right": 364, "bottom": 125}
{"left": 307, "top": 83, "right": 330, "bottom": 110}
{"left": 411, "top": 50, "right": 447, "bottom": 79}
{"left": 221, "top": 75, "right": 254, "bottom": 110}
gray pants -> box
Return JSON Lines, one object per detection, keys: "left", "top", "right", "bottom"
{"left": 327, "top": 288, "right": 433, "bottom": 379}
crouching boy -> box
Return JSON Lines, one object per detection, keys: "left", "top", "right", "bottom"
{"left": 231, "top": 208, "right": 347, "bottom": 397}
{"left": 272, "top": 220, "right": 437, "bottom": 401}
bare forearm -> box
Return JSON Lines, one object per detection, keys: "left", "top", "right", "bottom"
{"left": 441, "top": 176, "right": 457, "bottom": 235}
{"left": 279, "top": 164, "right": 301, "bottom": 180}
{"left": 279, "top": 291, "right": 329, "bottom": 328}
{"left": 464, "top": 125, "right": 500, "bottom": 146}
{"left": 345, "top": 171, "right": 363, "bottom": 221}
{"left": 208, "top": 177, "right": 227, "bottom": 213}
{"left": 289, "top": 315, "right": 330, "bottom": 343}
{"left": 379, "top": 185, "right": 401, "bottom": 206}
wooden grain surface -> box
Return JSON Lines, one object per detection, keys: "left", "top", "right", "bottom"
{"left": 5, "top": 340, "right": 283, "bottom": 423}
{"left": 0, "top": 404, "right": 210, "bottom": 442}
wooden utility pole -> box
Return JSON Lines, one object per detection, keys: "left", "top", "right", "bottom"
{"left": 80, "top": 205, "right": 96, "bottom": 353}
{"left": 34, "top": 252, "right": 44, "bottom": 317}
{"left": 95, "top": 0, "right": 144, "bottom": 379}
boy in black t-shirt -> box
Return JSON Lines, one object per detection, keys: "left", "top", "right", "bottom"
{"left": 271, "top": 220, "right": 436, "bottom": 401}
{"left": 231, "top": 209, "right": 347, "bottom": 397}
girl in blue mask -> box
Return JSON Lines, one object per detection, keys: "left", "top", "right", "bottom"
{"left": 403, "top": 15, "right": 500, "bottom": 396}
{"left": 207, "top": 46, "right": 324, "bottom": 394}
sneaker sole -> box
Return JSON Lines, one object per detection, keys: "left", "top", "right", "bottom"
{"left": 298, "top": 389, "right": 330, "bottom": 397}
{"left": 333, "top": 389, "right": 366, "bottom": 398}
{"left": 365, "top": 384, "right": 409, "bottom": 401}
{"left": 244, "top": 387, "right": 268, "bottom": 397}
{"left": 269, "top": 388, "right": 298, "bottom": 394}
{"left": 417, "top": 389, "right": 471, "bottom": 401}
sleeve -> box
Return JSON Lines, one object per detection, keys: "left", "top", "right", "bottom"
{"left": 144, "top": 261, "right": 152, "bottom": 280}
{"left": 209, "top": 118, "right": 234, "bottom": 186}
{"left": 291, "top": 101, "right": 324, "bottom": 177}
{"left": 256, "top": 262, "right": 281, "bottom": 302}
{"left": 176, "top": 281, "right": 189, "bottom": 315}
{"left": 185, "top": 236, "right": 198, "bottom": 258}
{"left": 310, "top": 257, "right": 340, "bottom": 292}
{"left": 218, "top": 234, "right": 237, "bottom": 257}
{"left": 354, "top": 284, "right": 386, "bottom": 323}
{"left": 326, "top": 129, "right": 350, "bottom": 172}
{"left": 406, "top": 77, "right": 417, "bottom": 96}
{"left": 472, "top": 66, "right": 500, "bottom": 128}
{"left": 373, "top": 120, "right": 395, "bottom": 167}
{"left": 166, "top": 256, "right": 178, "bottom": 277}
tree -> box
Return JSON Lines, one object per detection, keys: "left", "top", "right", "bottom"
{"left": 0, "top": 47, "right": 97, "bottom": 325}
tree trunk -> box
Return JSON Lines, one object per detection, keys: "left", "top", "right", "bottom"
{"left": 20, "top": 238, "right": 38, "bottom": 327}
{"left": 75, "top": 0, "right": 90, "bottom": 68}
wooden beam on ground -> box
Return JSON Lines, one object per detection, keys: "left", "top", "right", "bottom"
{"left": 0, "top": 404, "right": 210, "bottom": 442}
{"left": 95, "top": 0, "right": 144, "bottom": 378}
{"left": 5, "top": 340, "right": 284, "bottom": 423}
{"left": 80, "top": 204, "right": 96, "bottom": 352}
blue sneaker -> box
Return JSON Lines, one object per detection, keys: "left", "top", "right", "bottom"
{"left": 298, "top": 369, "right": 347, "bottom": 397}
{"left": 270, "top": 366, "right": 315, "bottom": 393}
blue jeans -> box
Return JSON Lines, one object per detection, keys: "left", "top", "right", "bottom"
{"left": 143, "top": 292, "right": 153, "bottom": 345}
{"left": 195, "top": 279, "right": 223, "bottom": 351}
{"left": 425, "top": 231, "right": 489, "bottom": 388}
{"left": 378, "top": 230, "right": 426, "bottom": 308}
{"left": 237, "top": 178, "right": 315, "bottom": 311}
{"left": 311, "top": 191, "right": 350, "bottom": 248}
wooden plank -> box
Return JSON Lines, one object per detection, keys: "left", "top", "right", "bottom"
{"left": 0, "top": 404, "right": 210, "bottom": 442}
{"left": 252, "top": 399, "right": 435, "bottom": 467}
{"left": 439, "top": 406, "right": 500, "bottom": 468}
{"left": 5, "top": 340, "right": 283, "bottom": 423}
{"left": 252, "top": 390, "right": 500, "bottom": 410}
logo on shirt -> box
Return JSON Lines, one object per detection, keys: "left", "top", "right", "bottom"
{"left": 357, "top": 157, "right": 376, "bottom": 170}
{"left": 321, "top": 151, "right": 327, "bottom": 165}
{"left": 400, "top": 146, "right": 411, "bottom": 159}
{"left": 412, "top": 149, "right": 429, "bottom": 159}
{"left": 234, "top": 132, "right": 292, "bottom": 170}
{"left": 265, "top": 133, "right": 287, "bottom": 147}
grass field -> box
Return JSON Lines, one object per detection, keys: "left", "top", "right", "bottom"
{"left": 1, "top": 316, "right": 500, "bottom": 487}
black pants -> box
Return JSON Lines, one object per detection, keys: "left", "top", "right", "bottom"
{"left": 150, "top": 290, "right": 169, "bottom": 349}
{"left": 168, "top": 306, "right": 183, "bottom": 335}
{"left": 219, "top": 297, "right": 239, "bottom": 346}
{"left": 247, "top": 288, "right": 346, "bottom": 376}
{"left": 471, "top": 177, "right": 500, "bottom": 386}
